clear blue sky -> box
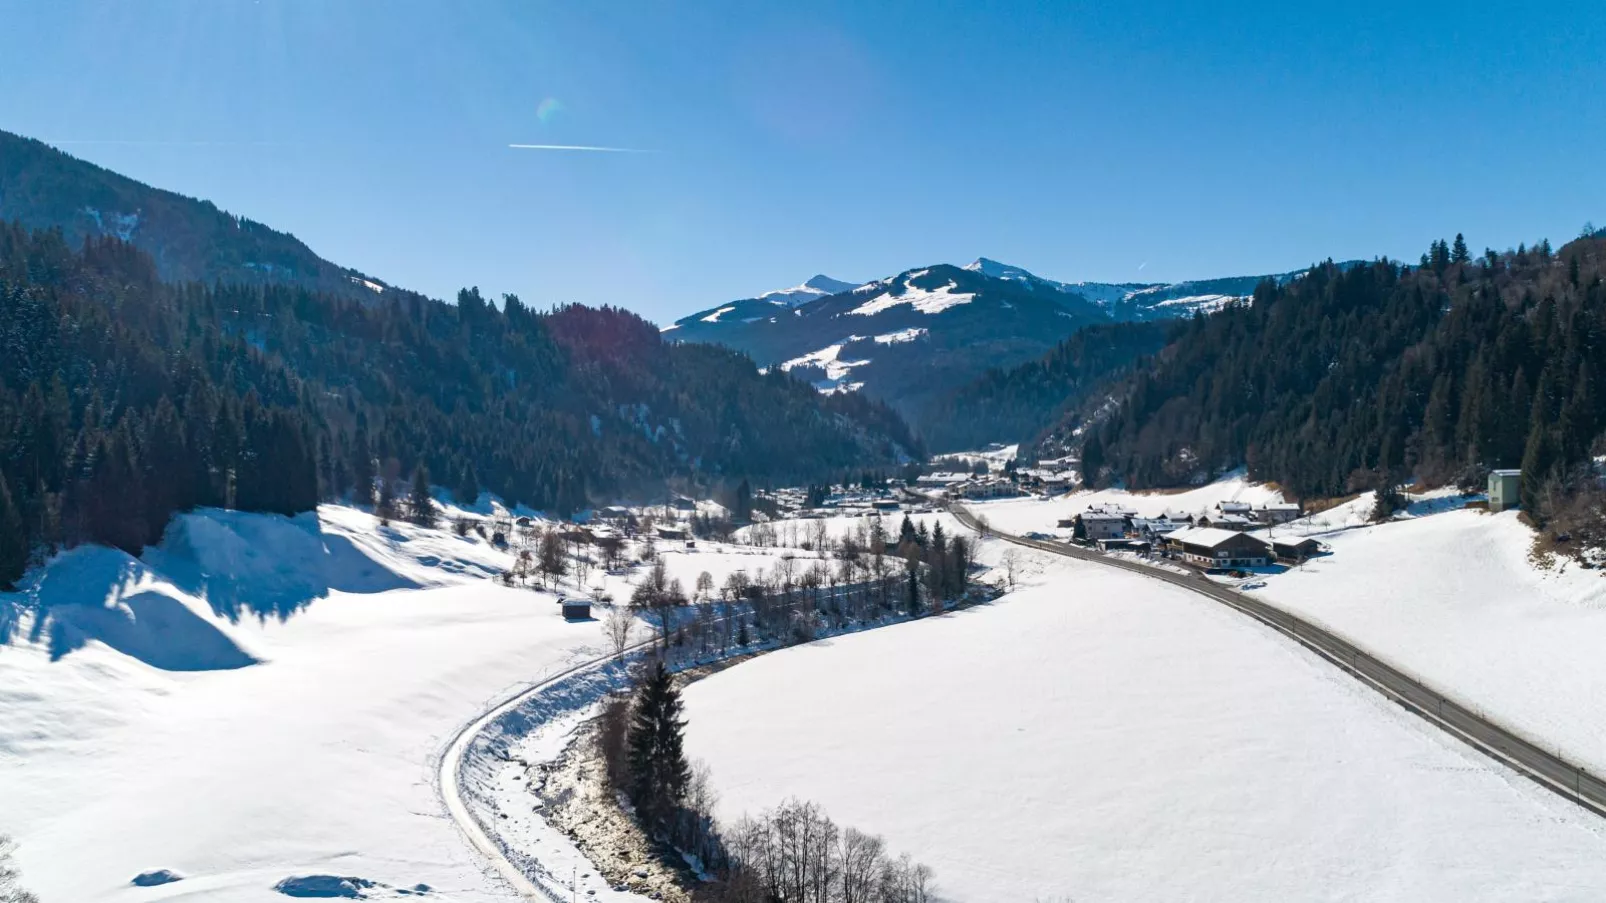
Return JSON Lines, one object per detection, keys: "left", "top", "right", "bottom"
{"left": 2, "top": 1, "right": 1602, "bottom": 323}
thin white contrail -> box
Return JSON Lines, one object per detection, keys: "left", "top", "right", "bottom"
{"left": 508, "top": 143, "right": 654, "bottom": 153}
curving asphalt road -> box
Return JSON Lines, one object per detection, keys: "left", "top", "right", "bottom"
{"left": 948, "top": 502, "right": 1606, "bottom": 819}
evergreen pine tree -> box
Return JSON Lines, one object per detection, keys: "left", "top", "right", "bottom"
{"left": 1451, "top": 233, "right": 1470, "bottom": 264}
{"left": 898, "top": 513, "right": 916, "bottom": 546}
{"left": 734, "top": 478, "right": 753, "bottom": 523}
{"left": 408, "top": 465, "right": 436, "bottom": 527}
{"left": 456, "top": 461, "right": 479, "bottom": 506}
{"left": 351, "top": 427, "right": 375, "bottom": 506}
{"left": 0, "top": 474, "right": 27, "bottom": 590}
{"left": 376, "top": 477, "right": 397, "bottom": 525}
{"left": 626, "top": 660, "right": 692, "bottom": 826}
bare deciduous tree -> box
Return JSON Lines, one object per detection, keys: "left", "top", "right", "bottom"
{"left": 603, "top": 606, "right": 634, "bottom": 660}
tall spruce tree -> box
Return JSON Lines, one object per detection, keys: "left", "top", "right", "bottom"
{"left": 626, "top": 660, "right": 691, "bottom": 826}
{"left": 0, "top": 474, "right": 26, "bottom": 590}
{"left": 408, "top": 465, "right": 436, "bottom": 527}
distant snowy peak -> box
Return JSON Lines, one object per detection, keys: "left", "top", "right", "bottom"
{"left": 759, "top": 274, "right": 859, "bottom": 307}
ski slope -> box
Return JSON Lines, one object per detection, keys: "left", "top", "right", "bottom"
{"left": 0, "top": 505, "right": 605, "bottom": 903}
{"left": 682, "top": 544, "right": 1606, "bottom": 902}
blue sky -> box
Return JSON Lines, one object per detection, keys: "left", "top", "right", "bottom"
{"left": 1, "top": 1, "right": 1602, "bottom": 323}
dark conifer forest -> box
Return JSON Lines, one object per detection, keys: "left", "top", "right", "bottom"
{"left": 0, "top": 223, "right": 918, "bottom": 588}
{"left": 922, "top": 320, "right": 1173, "bottom": 451}
{"left": 1063, "top": 231, "right": 1606, "bottom": 525}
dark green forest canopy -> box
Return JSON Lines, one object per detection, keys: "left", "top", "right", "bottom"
{"left": 0, "top": 223, "right": 918, "bottom": 586}
{"left": 1066, "top": 234, "right": 1606, "bottom": 508}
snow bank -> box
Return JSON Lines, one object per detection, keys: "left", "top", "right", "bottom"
{"left": 683, "top": 544, "right": 1606, "bottom": 902}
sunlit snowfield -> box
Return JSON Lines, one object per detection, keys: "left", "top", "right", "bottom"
{"left": 683, "top": 543, "right": 1606, "bottom": 902}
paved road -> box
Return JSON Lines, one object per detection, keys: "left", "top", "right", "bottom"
{"left": 948, "top": 503, "right": 1606, "bottom": 819}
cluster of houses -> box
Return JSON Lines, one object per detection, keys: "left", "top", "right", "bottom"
{"left": 1063, "top": 500, "right": 1323, "bottom": 568}
{"left": 915, "top": 471, "right": 1024, "bottom": 500}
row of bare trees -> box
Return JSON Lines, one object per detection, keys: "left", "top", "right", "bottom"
{"left": 717, "top": 800, "right": 936, "bottom": 903}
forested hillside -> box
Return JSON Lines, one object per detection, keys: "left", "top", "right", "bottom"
{"left": 0, "top": 223, "right": 917, "bottom": 588}
{"left": 0, "top": 130, "right": 391, "bottom": 302}
{"left": 1065, "top": 230, "right": 1606, "bottom": 521}
{"left": 920, "top": 320, "right": 1172, "bottom": 451}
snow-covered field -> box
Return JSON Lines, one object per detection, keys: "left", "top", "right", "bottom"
{"left": 1264, "top": 507, "right": 1606, "bottom": 775}
{"left": 683, "top": 542, "right": 1606, "bottom": 902}
{"left": 0, "top": 505, "right": 606, "bottom": 903}
{"left": 968, "top": 470, "right": 1285, "bottom": 534}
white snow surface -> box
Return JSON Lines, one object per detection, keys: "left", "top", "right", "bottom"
{"left": 0, "top": 504, "right": 611, "bottom": 903}
{"left": 1149, "top": 292, "right": 1246, "bottom": 313}
{"left": 683, "top": 541, "right": 1606, "bottom": 902}
{"left": 700, "top": 305, "right": 737, "bottom": 323}
{"left": 969, "top": 470, "right": 1284, "bottom": 533}
{"left": 871, "top": 327, "right": 928, "bottom": 344}
{"left": 1263, "top": 507, "right": 1606, "bottom": 775}
{"left": 848, "top": 280, "right": 975, "bottom": 317}
{"left": 778, "top": 340, "right": 871, "bottom": 390}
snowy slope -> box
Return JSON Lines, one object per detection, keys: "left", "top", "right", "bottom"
{"left": 1262, "top": 507, "right": 1606, "bottom": 776}
{"left": 682, "top": 543, "right": 1606, "bottom": 902}
{"left": 0, "top": 505, "right": 609, "bottom": 903}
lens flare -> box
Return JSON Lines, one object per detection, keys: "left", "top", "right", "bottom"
{"left": 536, "top": 97, "right": 563, "bottom": 124}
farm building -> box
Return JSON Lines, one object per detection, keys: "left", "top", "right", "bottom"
{"left": 1197, "top": 512, "right": 1255, "bottom": 531}
{"left": 560, "top": 598, "right": 592, "bottom": 620}
{"left": 1489, "top": 469, "right": 1521, "bottom": 512}
{"left": 1166, "top": 527, "right": 1272, "bottom": 568}
{"left": 1074, "top": 513, "right": 1128, "bottom": 542}
{"left": 1272, "top": 537, "right": 1323, "bottom": 563}
{"left": 1255, "top": 503, "right": 1303, "bottom": 525}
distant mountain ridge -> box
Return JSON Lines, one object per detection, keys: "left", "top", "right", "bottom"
{"left": 0, "top": 129, "right": 395, "bottom": 303}
{"left": 665, "top": 255, "right": 1331, "bottom": 446}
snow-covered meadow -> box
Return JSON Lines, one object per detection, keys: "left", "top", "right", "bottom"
{"left": 682, "top": 541, "right": 1606, "bottom": 902}
{"left": 0, "top": 504, "right": 608, "bottom": 903}
{"left": 1264, "top": 507, "right": 1606, "bottom": 775}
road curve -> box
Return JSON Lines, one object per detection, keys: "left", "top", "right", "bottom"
{"left": 948, "top": 503, "right": 1606, "bottom": 819}
{"left": 436, "top": 636, "right": 657, "bottom": 902}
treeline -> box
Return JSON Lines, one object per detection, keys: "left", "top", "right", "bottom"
{"left": 1069, "top": 230, "right": 1606, "bottom": 520}
{"left": 922, "top": 319, "right": 1173, "bottom": 452}
{"left": 0, "top": 222, "right": 919, "bottom": 589}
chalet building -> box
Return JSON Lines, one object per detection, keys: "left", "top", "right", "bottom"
{"left": 872, "top": 499, "right": 901, "bottom": 511}
{"left": 1272, "top": 537, "right": 1323, "bottom": 563}
{"left": 1197, "top": 512, "right": 1255, "bottom": 531}
{"left": 1131, "top": 518, "right": 1183, "bottom": 541}
{"left": 1489, "top": 469, "right": 1521, "bottom": 512}
{"left": 1074, "top": 513, "right": 1128, "bottom": 542}
{"left": 655, "top": 525, "right": 689, "bottom": 541}
{"left": 670, "top": 496, "right": 697, "bottom": 512}
{"left": 954, "top": 479, "right": 1020, "bottom": 500}
{"left": 597, "top": 506, "right": 631, "bottom": 521}
{"left": 1215, "top": 501, "right": 1252, "bottom": 516}
{"left": 1255, "top": 503, "right": 1303, "bottom": 525}
{"left": 1166, "top": 527, "right": 1272, "bottom": 568}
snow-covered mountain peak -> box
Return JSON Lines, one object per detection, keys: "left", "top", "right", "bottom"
{"left": 759, "top": 274, "right": 859, "bottom": 307}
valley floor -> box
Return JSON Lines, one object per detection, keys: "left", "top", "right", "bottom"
{"left": 681, "top": 537, "right": 1606, "bottom": 902}
{"left": 0, "top": 505, "right": 602, "bottom": 903}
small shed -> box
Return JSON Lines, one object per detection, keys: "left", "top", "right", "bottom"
{"left": 1272, "top": 537, "right": 1323, "bottom": 563}
{"left": 561, "top": 598, "right": 592, "bottom": 620}
{"left": 1489, "top": 469, "right": 1521, "bottom": 512}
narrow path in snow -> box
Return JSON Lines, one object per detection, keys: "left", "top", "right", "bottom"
{"left": 948, "top": 502, "right": 1606, "bottom": 820}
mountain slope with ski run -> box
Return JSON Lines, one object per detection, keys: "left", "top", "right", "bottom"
{"left": 663, "top": 258, "right": 1324, "bottom": 432}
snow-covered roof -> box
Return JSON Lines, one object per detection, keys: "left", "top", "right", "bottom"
{"left": 1167, "top": 526, "right": 1270, "bottom": 549}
